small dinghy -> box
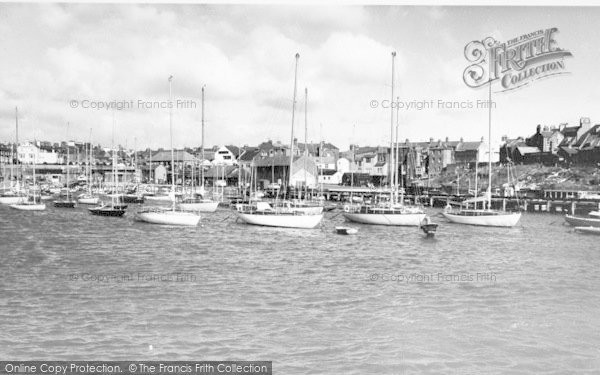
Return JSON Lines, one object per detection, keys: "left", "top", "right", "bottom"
{"left": 420, "top": 216, "right": 438, "bottom": 237}
{"left": 335, "top": 226, "right": 358, "bottom": 235}
{"left": 574, "top": 226, "right": 600, "bottom": 235}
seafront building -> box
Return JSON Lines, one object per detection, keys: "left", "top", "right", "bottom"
{"left": 501, "top": 117, "right": 600, "bottom": 165}
{"left": 4, "top": 116, "right": 599, "bottom": 189}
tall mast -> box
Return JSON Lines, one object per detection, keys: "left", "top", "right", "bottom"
{"left": 169, "top": 75, "right": 175, "bottom": 211}
{"left": 88, "top": 128, "right": 93, "bottom": 195}
{"left": 319, "top": 123, "right": 323, "bottom": 195}
{"left": 390, "top": 52, "right": 396, "bottom": 205}
{"left": 304, "top": 87, "right": 308, "bottom": 200}
{"left": 288, "top": 53, "right": 300, "bottom": 194}
{"left": 201, "top": 85, "right": 205, "bottom": 189}
{"left": 134, "top": 136, "right": 137, "bottom": 186}
{"left": 111, "top": 112, "right": 117, "bottom": 206}
{"left": 149, "top": 144, "right": 153, "bottom": 185}
{"left": 487, "top": 66, "right": 492, "bottom": 210}
{"left": 66, "top": 122, "right": 70, "bottom": 200}
{"left": 15, "top": 107, "right": 20, "bottom": 186}
{"left": 395, "top": 95, "right": 400, "bottom": 204}
{"left": 474, "top": 147, "right": 478, "bottom": 199}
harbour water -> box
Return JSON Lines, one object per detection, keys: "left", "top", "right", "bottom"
{"left": 1, "top": 205, "right": 599, "bottom": 373}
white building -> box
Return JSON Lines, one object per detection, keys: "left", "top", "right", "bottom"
{"left": 336, "top": 157, "right": 355, "bottom": 173}
{"left": 317, "top": 170, "right": 344, "bottom": 185}
{"left": 290, "top": 155, "right": 318, "bottom": 188}
{"left": 213, "top": 145, "right": 240, "bottom": 165}
{"left": 17, "top": 142, "right": 61, "bottom": 164}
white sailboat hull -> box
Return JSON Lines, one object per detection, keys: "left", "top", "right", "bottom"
{"left": 343, "top": 212, "right": 426, "bottom": 226}
{"left": 0, "top": 196, "right": 24, "bottom": 205}
{"left": 273, "top": 205, "right": 324, "bottom": 215}
{"left": 78, "top": 197, "right": 100, "bottom": 205}
{"left": 442, "top": 211, "right": 522, "bottom": 227}
{"left": 135, "top": 210, "right": 201, "bottom": 226}
{"left": 291, "top": 206, "right": 323, "bottom": 215}
{"left": 236, "top": 212, "right": 323, "bottom": 229}
{"left": 9, "top": 203, "right": 46, "bottom": 211}
{"left": 145, "top": 195, "right": 174, "bottom": 202}
{"left": 178, "top": 201, "right": 219, "bottom": 212}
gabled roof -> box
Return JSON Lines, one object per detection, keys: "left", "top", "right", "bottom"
{"left": 258, "top": 140, "right": 288, "bottom": 151}
{"left": 238, "top": 148, "right": 260, "bottom": 161}
{"left": 562, "top": 126, "right": 580, "bottom": 137}
{"left": 503, "top": 138, "right": 526, "bottom": 148}
{"left": 151, "top": 150, "right": 196, "bottom": 162}
{"left": 224, "top": 145, "right": 241, "bottom": 156}
{"left": 516, "top": 146, "right": 541, "bottom": 154}
{"left": 322, "top": 142, "right": 339, "bottom": 150}
{"left": 573, "top": 124, "right": 600, "bottom": 149}
{"left": 455, "top": 141, "right": 483, "bottom": 151}
{"left": 253, "top": 155, "right": 299, "bottom": 167}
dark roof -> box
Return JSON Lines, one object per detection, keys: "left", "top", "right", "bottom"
{"left": 224, "top": 145, "right": 241, "bottom": 156}
{"left": 374, "top": 161, "right": 386, "bottom": 167}
{"left": 574, "top": 124, "right": 600, "bottom": 149}
{"left": 253, "top": 155, "right": 301, "bottom": 167}
{"left": 258, "top": 140, "right": 288, "bottom": 151}
{"left": 562, "top": 126, "right": 580, "bottom": 137}
{"left": 320, "top": 169, "right": 337, "bottom": 176}
{"left": 238, "top": 148, "right": 260, "bottom": 161}
{"left": 151, "top": 150, "right": 196, "bottom": 162}
{"left": 455, "top": 141, "right": 483, "bottom": 151}
{"left": 560, "top": 147, "right": 578, "bottom": 155}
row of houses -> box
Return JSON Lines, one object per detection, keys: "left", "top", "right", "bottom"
{"left": 501, "top": 117, "right": 600, "bottom": 165}
{"left": 2, "top": 134, "right": 491, "bottom": 188}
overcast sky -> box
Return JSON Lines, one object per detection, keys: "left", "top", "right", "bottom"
{"left": 0, "top": 4, "right": 597, "bottom": 150}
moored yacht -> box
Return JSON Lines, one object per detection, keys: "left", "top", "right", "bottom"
{"left": 134, "top": 76, "right": 201, "bottom": 226}
{"left": 342, "top": 52, "right": 425, "bottom": 227}
{"left": 235, "top": 201, "right": 323, "bottom": 229}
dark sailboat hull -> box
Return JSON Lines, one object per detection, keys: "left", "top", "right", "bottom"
{"left": 88, "top": 208, "right": 126, "bottom": 217}
{"left": 54, "top": 201, "right": 76, "bottom": 208}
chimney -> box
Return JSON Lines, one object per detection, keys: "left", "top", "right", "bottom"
{"left": 405, "top": 138, "right": 409, "bottom": 144}
{"left": 480, "top": 136, "right": 484, "bottom": 142}
{"left": 501, "top": 135, "right": 508, "bottom": 143}
{"left": 429, "top": 137, "right": 434, "bottom": 143}
{"left": 445, "top": 136, "right": 449, "bottom": 143}
{"left": 579, "top": 117, "right": 592, "bottom": 137}
{"left": 460, "top": 137, "right": 464, "bottom": 143}
{"left": 536, "top": 124, "right": 542, "bottom": 134}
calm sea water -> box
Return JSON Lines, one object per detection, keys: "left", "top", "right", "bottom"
{"left": 1, "top": 204, "right": 599, "bottom": 374}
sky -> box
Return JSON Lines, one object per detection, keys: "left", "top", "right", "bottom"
{"left": 0, "top": 4, "right": 598, "bottom": 150}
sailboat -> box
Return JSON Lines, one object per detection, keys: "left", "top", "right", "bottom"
{"left": 1, "top": 107, "right": 27, "bottom": 205}
{"left": 442, "top": 63, "right": 521, "bottom": 227}
{"left": 235, "top": 53, "right": 324, "bottom": 229}
{"left": 178, "top": 86, "right": 218, "bottom": 213}
{"left": 10, "top": 135, "right": 46, "bottom": 211}
{"left": 54, "top": 122, "right": 77, "bottom": 208}
{"left": 89, "top": 117, "right": 126, "bottom": 217}
{"left": 135, "top": 75, "right": 201, "bottom": 226}
{"left": 78, "top": 129, "right": 100, "bottom": 205}
{"left": 271, "top": 87, "right": 323, "bottom": 215}
{"left": 343, "top": 52, "right": 426, "bottom": 226}
{"left": 122, "top": 140, "right": 145, "bottom": 204}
